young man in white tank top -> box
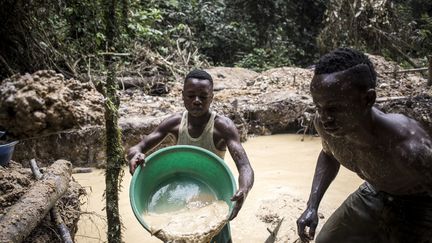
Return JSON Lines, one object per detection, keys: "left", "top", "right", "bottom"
{"left": 127, "top": 69, "right": 254, "bottom": 243}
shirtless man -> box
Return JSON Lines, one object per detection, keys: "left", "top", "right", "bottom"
{"left": 127, "top": 69, "right": 254, "bottom": 243}
{"left": 297, "top": 48, "right": 432, "bottom": 243}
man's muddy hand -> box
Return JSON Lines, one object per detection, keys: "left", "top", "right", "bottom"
{"left": 128, "top": 151, "right": 146, "bottom": 175}
{"left": 296, "top": 207, "right": 319, "bottom": 242}
{"left": 228, "top": 188, "right": 248, "bottom": 220}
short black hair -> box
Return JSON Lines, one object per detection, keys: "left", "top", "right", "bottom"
{"left": 315, "top": 48, "right": 377, "bottom": 89}
{"left": 185, "top": 69, "right": 213, "bottom": 85}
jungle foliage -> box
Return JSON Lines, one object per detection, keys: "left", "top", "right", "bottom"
{"left": 0, "top": 0, "right": 431, "bottom": 79}
{"left": 318, "top": 0, "right": 432, "bottom": 67}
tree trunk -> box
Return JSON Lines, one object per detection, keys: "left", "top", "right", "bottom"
{"left": 0, "top": 160, "right": 72, "bottom": 243}
{"left": 104, "top": 0, "right": 125, "bottom": 242}
{"left": 104, "top": 62, "right": 125, "bottom": 243}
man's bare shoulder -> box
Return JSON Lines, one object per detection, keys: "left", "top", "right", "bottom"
{"left": 395, "top": 123, "right": 432, "bottom": 156}
{"left": 214, "top": 114, "right": 238, "bottom": 135}
{"left": 399, "top": 135, "right": 432, "bottom": 154}
{"left": 396, "top": 129, "right": 432, "bottom": 193}
{"left": 163, "top": 112, "right": 182, "bottom": 123}
{"left": 158, "top": 112, "right": 183, "bottom": 132}
{"left": 381, "top": 112, "right": 432, "bottom": 160}
{"left": 380, "top": 112, "right": 430, "bottom": 141}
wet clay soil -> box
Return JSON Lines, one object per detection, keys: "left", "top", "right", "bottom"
{"left": 74, "top": 134, "right": 363, "bottom": 243}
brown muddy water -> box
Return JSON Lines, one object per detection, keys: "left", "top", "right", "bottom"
{"left": 74, "top": 134, "right": 362, "bottom": 243}
{"left": 144, "top": 200, "right": 229, "bottom": 242}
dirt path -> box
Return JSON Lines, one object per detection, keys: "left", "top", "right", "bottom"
{"left": 74, "top": 134, "right": 362, "bottom": 243}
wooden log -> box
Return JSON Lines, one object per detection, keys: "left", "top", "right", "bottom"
{"left": 117, "top": 76, "right": 150, "bottom": 89}
{"left": 118, "top": 76, "right": 169, "bottom": 90}
{"left": 72, "top": 167, "right": 93, "bottom": 174}
{"left": 0, "top": 160, "right": 72, "bottom": 243}
{"left": 30, "top": 159, "right": 73, "bottom": 243}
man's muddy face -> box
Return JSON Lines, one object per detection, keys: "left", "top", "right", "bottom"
{"left": 310, "top": 71, "right": 371, "bottom": 137}
{"left": 182, "top": 78, "right": 213, "bottom": 117}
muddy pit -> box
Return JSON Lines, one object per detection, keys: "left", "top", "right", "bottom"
{"left": 74, "top": 134, "right": 362, "bottom": 243}
{"left": 0, "top": 54, "right": 430, "bottom": 242}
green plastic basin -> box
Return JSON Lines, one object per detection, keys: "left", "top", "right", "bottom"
{"left": 129, "top": 145, "right": 237, "bottom": 233}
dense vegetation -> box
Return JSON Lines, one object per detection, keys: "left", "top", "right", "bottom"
{"left": 0, "top": 0, "right": 431, "bottom": 80}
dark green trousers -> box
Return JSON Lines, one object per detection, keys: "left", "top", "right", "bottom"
{"left": 316, "top": 182, "right": 432, "bottom": 243}
{"left": 211, "top": 223, "right": 231, "bottom": 243}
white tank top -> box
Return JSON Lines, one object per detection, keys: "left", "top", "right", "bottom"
{"left": 177, "top": 111, "right": 226, "bottom": 159}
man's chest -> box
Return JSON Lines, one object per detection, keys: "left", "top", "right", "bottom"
{"left": 325, "top": 138, "right": 396, "bottom": 180}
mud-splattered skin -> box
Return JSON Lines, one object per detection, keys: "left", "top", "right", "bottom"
{"left": 316, "top": 110, "right": 432, "bottom": 194}
{"left": 311, "top": 67, "right": 432, "bottom": 195}
{"left": 297, "top": 65, "right": 432, "bottom": 242}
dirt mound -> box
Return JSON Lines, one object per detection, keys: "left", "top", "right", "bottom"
{"left": 252, "top": 67, "right": 313, "bottom": 93}
{"left": 205, "top": 67, "right": 259, "bottom": 90}
{"left": 367, "top": 54, "right": 399, "bottom": 76}
{"left": 256, "top": 192, "right": 330, "bottom": 243}
{"left": 376, "top": 95, "right": 432, "bottom": 135}
{"left": 0, "top": 70, "right": 104, "bottom": 138}
{"left": 368, "top": 54, "right": 430, "bottom": 98}
{"left": 117, "top": 54, "right": 431, "bottom": 142}
{"left": 8, "top": 54, "right": 432, "bottom": 165}
{"left": 0, "top": 161, "right": 85, "bottom": 242}
{"left": 367, "top": 54, "right": 432, "bottom": 134}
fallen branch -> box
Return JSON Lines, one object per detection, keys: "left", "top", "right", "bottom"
{"left": 376, "top": 96, "right": 409, "bottom": 102}
{"left": 265, "top": 217, "right": 284, "bottom": 243}
{"left": 50, "top": 208, "right": 74, "bottom": 243}
{"left": 367, "top": 26, "right": 419, "bottom": 68}
{"left": 30, "top": 158, "right": 43, "bottom": 179}
{"left": 0, "top": 160, "right": 72, "bottom": 243}
{"left": 383, "top": 67, "right": 428, "bottom": 74}
{"left": 0, "top": 54, "right": 15, "bottom": 76}
{"left": 428, "top": 55, "right": 432, "bottom": 86}
{"left": 97, "top": 52, "right": 131, "bottom": 56}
